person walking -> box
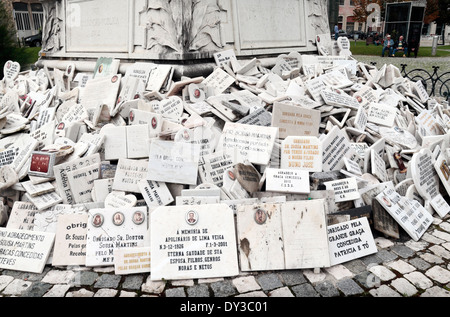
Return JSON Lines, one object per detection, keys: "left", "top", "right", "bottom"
{"left": 334, "top": 24, "right": 339, "bottom": 40}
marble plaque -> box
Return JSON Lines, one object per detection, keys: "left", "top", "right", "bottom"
{"left": 237, "top": 203, "right": 285, "bottom": 271}
{"left": 372, "top": 199, "right": 400, "bottom": 239}
{"left": 265, "top": 168, "right": 310, "bottom": 194}
{"left": 53, "top": 153, "right": 101, "bottom": 205}
{"left": 150, "top": 204, "right": 239, "bottom": 280}
{"left": 282, "top": 200, "right": 330, "bottom": 269}
{"left": 435, "top": 154, "right": 450, "bottom": 197}
{"left": 21, "top": 181, "right": 55, "bottom": 197}
{"left": 203, "top": 68, "right": 236, "bottom": 95}
{"left": 271, "top": 102, "right": 320, "bottom": 139}
{"left": 320, "top": 90, "right": 359, "bottom": 110}
{"left": 113, "top": 159, "right": 148, "bottom": 194}
{"left": 376, "top": 188, "right": 433, "bottom": 241}
{"left": 216, "top": 123, "right": 278, "bottom": 165}
{"left": 321, "top": 126, "right": 355, "bottom": 172}
{"left": 86, "top": 207, "right": 149, "bottom": 267}
{"left": 213, "top": 49, "right": 237, "bottom": 67}
{"left": 114, "top": 247, "right": 151, "bottom": 275}
{"left": 199, "top": 151, "right": 235, "bottom": 187}
{"left": 371, "top": 149, "right": 388, "bottom": 182}
{"left": 153, "top": 96, "right": 184, "bottom": 119}
{"left": 24, "top": 191, "right": 63, "bottom": 211}
{"left": 7, "top": 202, "right": 38, "bottom": 231}
{"left": 67, "top": 163, "right": 100, "bottom": 204}
{"left": 367, "top": 103, "right": 397, "bottom": 127}
{"left": 78, "top": 74, "right": 121, "bottom": 111}
{"left": 281, "top": 136, "right": 322, "bottom": 172}
{"left": 126, "top": 124, "right": 150, "bottom": 159}
{"left": 148, "top": 140, "right": 200, "bottom": 185}
{"left": 410, "top": 148, "right": 440, "bottom": 201}
{"left": 102, "top": 126, "right": 127, "bottom": 161}
{"left": 104, "top": 192, "right": 137, "bottom": 209}
{"left": 0, "top": 228, "right": 55, "bottom": 273}
{"left": 3, "top": 61, "right": 20, "bottom": 85}
{"left": 138, "top": 179, "right": 174, "bottom": 207}
{"left": 52, "top": 213, "right": 88, "bottom": 266}
{"left": 328, "top": 217, "right": 377, "bottom": 266}
{"left": 324, "top": 178, "right": 361, "bottom": 203}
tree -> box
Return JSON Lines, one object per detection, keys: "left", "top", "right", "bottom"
{"left": 0, "top": 0, "right": 19, "bottom": 79}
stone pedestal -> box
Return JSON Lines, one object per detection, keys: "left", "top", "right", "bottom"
{"left": 37, "top": 0, "right": 330, "bottom": 77}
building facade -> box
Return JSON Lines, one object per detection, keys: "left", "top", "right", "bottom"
{"left": 337, "top": 0, "right": 366, "bottom": 34}
{"left": 3, "top": 0, "right": 43, "bottom": 44}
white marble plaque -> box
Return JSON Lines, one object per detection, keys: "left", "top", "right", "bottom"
{"left": 153, "top": 96, "right": 184, "bottom": 119}
{"left": 79, "top": 74, "right": 121, "bottom": 111}
{"left": 237, "top": 203, "right": 285, "bottom": 271}
{"left": 52, "top": 213, "right": 88, "bottom": 266}
{"left": 114, "top": 247, "right": 151, "bottom": 275}
{"left": 86, "top": 207, "right": 149, "bottom": 267}
{"left": 113, "top": 159, "right": 148, "bottom": 193}
{"left": 24, "top": 191, "right": 63, "bottom": 211}
{"left": 282, "top": 200, "right": 330, "bottom": 269}
{"left": 148, "top": 140, "right": 200, "bottom": 185}
{"left": 216, "top": 123, "right": 278, "bottom": 165}
{"left": 367, "top": 103, "right": 397, "bottom": 127}
{"left": 101, "top": 125, "right": 128, "bottom": 161}
{"left": 435, "top": 154, "right": 450, "bottom": 197}
{"left": 3, "top": 61, "right": 20, "bottom": 85}
{"left": 265, "top": 168, "right": 310, "bottom": 194}
{"left": 371, "top": 149, "right": 388, "bottom": 182}
{"left": 328, "top": 217, "right": 377, "bottom": 266}
{"left": 67, "top": 163, "right": 100, "bottom": 204}
{"left": 281, "top": 136, "right": 322, "bottom": 172}
{"left": 199, "top": 151, "right": 235, "bottom": 187}
{"left": 321, "top": 126, "right": 355, "bottom": 172}
{"left": 271, "top": 102, "right": 320, "bottom": 139}
{"left": 138, "top": 179, "right": 174, "bottom": 207}
{"left": 213, "top": 49, "right": 237, "bottom": 67}
{"left": 6, "top": 202, "right": 38, "bottom": 231}
{"left": 203, "top": 68, "right": 235, "bottom": 95}
{"left": 150, "top": 204, "right": 239, "bottom": 280}
{"left": 324, "top": 178, "right": 361, "bottom": 203}
{"left": 410, "top": 148, "right": 440, "bottom": 201}
{"left": 0, "top": 228, "right": 54, "bottom": 273}
{"left": 376, "top": 188, "right": 433, "bottom": 241}
{"left": 104, "top": 192, "right": 137, "bottom": 209}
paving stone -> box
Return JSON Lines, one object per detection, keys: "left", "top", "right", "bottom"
{"left": 43, "top": 284, "right": 71, "bottom": 297}
{"left": 66, "top": 288, "right": 94, "bottom": 297}
{"left": 420, "top": 286, "right": 450, "bottom": 297}
{"left": 93, "top": 274, "right": 121, "bottom": 289}
{"left": 354, "top": 271, "right": 381, "bottom": 289}
{"left": 336, "top": 278, "right": 364, "bottom": 296}
{"left": 255, "top": 273, "right": 283, "bottom": 291}
{"left": 386, "top": 259, "right": 416, "bottom": 274}
{"left": 2, "top": 279, "right": 32, "bottom": 296}
{"left": 72, "top": 271, "right": 99, "bottom": 286}
{"left": 21, "top": 267, "right": 52, "bottom": 282}
{"left": 343, "top": 260, "right": 367, "bottom": 275}
{"left": 232, "top": 276, "right": 261, "bottom": 293}
{"left": 119, "top": 290, "right": 137, "bottom": 297}
{"left": 235, "top": 291, "right": 267, "bottom": 297}
{"left": 324, "top": 265, "right": 353, "bottom": 280}
{"left": 376, "top": 249, "right": 398, "bottom": 262}
{"left": 439, "top": 222, "right": 450, "bottom": 233}
{"left": 404, "top": 271, "right": 433, "bottom": 290}
{"left": 360, "top": 254, "right": 382, "bottom": 266}
{"left": 408, "top": 257, "right": 432, "bottom": 271}
{"left": 141, "top": 277, "right": 166, "bottom": 294}
{"left": 41, "top": 270, "right": 75, "bottom": 285}
{"left": 171, "top": 279, "right": 194, "bottom": 287}
{"left": 442, "top": 242, "right": 450, "bottom": 252}
{"left": 404, "top": 240, "right": 429, "bottom": 252}
{"left": 21, "top": 282, "right": 52, "bottom": 297}
{"left": 210, "top": 280, "right": 237, "bottom": 297}
{"left": 314, "top": 280, "right": 340, "bottom": 297}
{"left": 186, "top": 284, "right": 211, "bottom": 297}
{"left": 291, "top": 283, "right": 320, "bottom": 297}
{"left": 165, "top": 287, "right": 186, "bottom": 297}
{"left": 429, "top": 245, "right": 450, "bottom": 259}
{"left": 279, "top": 270, "right": 307, "bottom": 286}
{"left": 0, "top": 275, "right": 14, "bottom": 292}
{"left": 374, "top": 237, "right": 395, "bottom": 249}
{"left": 425, "top": 266, "right": 450, "bottom": 284}
{"left": 368, "top": 265, "right": 396, "bottom": 282}
{"left": 421, "top": 232, "right": 445, "bottom": 244}
{"left": 122, "top": 275, "right": 144, "bottom": 290}
{"left": 369, "top": 285, "right": 402, "bottom": 297}
{"left": 390, "top": 278, "right": 418, "bottom": 297}
{"left": 420, "top": 252, "right": 445, "bottom": 264}
{"left": 303, "top": 269, "right": 327, "bottom": 284}
{"left": 268, "top": 287, "right": 294, "bottom": 297}
{"left": 432, "top": 229, "right": 450, "bottom": 242}
{"left": 94, "top": 288, "right": 118, "bottom": 297}
{"left": 391, "top": 245, "right": 415, "bottom": 259}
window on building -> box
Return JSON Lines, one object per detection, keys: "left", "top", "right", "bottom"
{"left": 339, "top": 0, "right": 345, "bottom": 6}
{"left": 350, "top": 0, "right": 355, "bottom": 6}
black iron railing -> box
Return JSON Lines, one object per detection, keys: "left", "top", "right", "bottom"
{"left": 400, "top": 64, "right": 450, "bottom": 101}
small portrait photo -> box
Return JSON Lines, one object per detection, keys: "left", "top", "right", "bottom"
{"left": 132, "top": 210, "right": 145, "bottom": 225}
{"left": 113, "top": 212, "right": 125, "bottom": 226}
{"left": 186, "top": 210, "right": 198, "bottom": 225}
{"left": 254, "top": 208, "right": 267, "bottom": 225}
{"left": 382, "top": 196, "right": 392, "bottom": 207}
{"left": 92, "top": 213, "right": 104, "bottom": 228}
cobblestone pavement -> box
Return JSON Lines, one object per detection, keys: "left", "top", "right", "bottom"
{"left": 1, "top": 214, "right": 450, "bottom": 300}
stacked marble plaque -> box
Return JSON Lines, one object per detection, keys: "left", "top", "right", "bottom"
{"left": 0, "top": 40, "right": 449, "bottom": 278}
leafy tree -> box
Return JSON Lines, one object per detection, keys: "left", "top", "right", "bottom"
{"left": 0, "top": 0, "right": 18, "bottom": 78}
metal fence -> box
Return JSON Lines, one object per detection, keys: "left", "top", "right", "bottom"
{"left": 400, "top": 64, "right": 450, "bottom": 101}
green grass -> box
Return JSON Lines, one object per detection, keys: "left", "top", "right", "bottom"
{"left": 349, "top": 40, "right": 450, "bottom": 57}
